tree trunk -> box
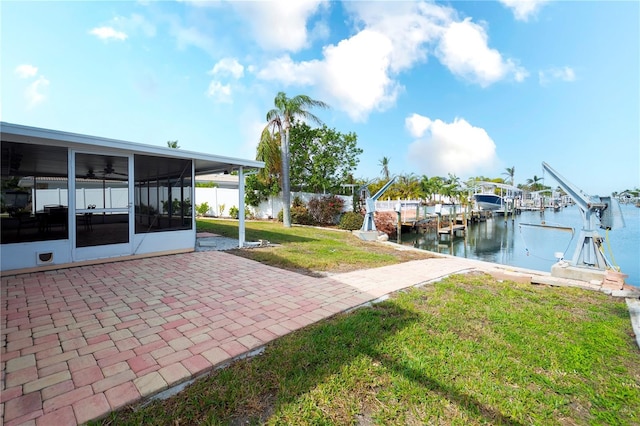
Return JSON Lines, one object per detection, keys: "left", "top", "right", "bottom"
{"left": 281, "top": 124, "right": 292, "bottom": 227}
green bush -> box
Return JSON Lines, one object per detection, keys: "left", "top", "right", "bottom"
{"left": 277, "top": 197, "right": 315, "bottom": 225}
{"left": 339, "top": 211, "right": 364, "bottom": 230}
{"left": 229, "top": 206, "right": 250, "bottom": 219}
{"left": 291, "top": 204, "right": 315, "bottom": 225}
{"left": 278, "top": 195, "right": 316, "bottom": 225}
{"left": 195, "top": 202, "right": 210, "bottom": 217}
{"left": 229, "top": 206, "right": 239, "bottom": 219}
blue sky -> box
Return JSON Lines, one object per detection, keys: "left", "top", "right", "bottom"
{"left": 2, "top": 0, "right": 638, "bottom": 194}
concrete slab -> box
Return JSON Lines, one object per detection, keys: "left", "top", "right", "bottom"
{"left": 626, "top": 298, "right": 640, "bottom": 350}
{"left": 352, "top": 230, "right": 380, "bottom": 241}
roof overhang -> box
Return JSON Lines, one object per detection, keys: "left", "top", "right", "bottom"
{"left": 1, "top": 122, "right": 264, "bottom": 175}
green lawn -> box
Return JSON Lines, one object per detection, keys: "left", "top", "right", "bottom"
{"left": 96, "top": 273, "right": 640, "bottom": 425}
{"left": 196, "top": 218, "right": 434, "bottom": 274}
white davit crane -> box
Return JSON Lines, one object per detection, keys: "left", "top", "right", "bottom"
{"left": 360, "top": 176, "right": 397, "bottom": 232}
{"left": 542, "top": 162, "right": 625, "bottom": 270}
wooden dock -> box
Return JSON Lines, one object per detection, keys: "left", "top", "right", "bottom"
{"left": 438, "top": 224, "right": 466, "bottom": 235}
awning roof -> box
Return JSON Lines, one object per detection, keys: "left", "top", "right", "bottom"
{"left": 1, "top": 122, "right": 264, "bottom": 176}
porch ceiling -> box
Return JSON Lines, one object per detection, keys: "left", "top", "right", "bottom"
{"left": 1, "top": 122, "right": 263, "bottom": 177}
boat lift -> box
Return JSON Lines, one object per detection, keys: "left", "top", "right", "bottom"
{"left": 360, "top": 176, "right": 397, "bottom": 232}
{"left": 542, "top": 162, "right": 624, "bottom": 270}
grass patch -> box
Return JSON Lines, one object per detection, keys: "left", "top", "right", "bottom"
{"left": 197, "top": 219, "right": 435, "bottom": 274}
{"left": 95, "top": 273, "right": 640, "bottom": 425}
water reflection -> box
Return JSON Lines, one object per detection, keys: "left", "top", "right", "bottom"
{"left": 401, "top": 205, "right": 639, "bottom": 287}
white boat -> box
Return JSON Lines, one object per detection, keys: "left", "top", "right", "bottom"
{"left": 472, "top": 182, "right": 521, "bottom": 211}
{"left": 474, "top": 193, "right": 504, "bottom": 211}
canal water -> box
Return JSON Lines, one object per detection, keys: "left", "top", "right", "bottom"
{"left": 400, "top": 204, "right": 639, "bottom": 287}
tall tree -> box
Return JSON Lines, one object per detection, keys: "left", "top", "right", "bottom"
{"left": 263, "top": 92, "right": 329, "bottom": 227}
{"left": 526, "top": 175, "right": 545, "bottom": 191}
{"left": 379, "top": 156, "right": 391, "bottom": 180}
{"left": 503, "top": 166, "right": 515, "bottom": 185}
{"left": 443, "top": 173, "right": 462, "bottom": 201}
{"left": 166, "top": 140, "right": 180, "bottom": 149}
{"left": 289, "top": 121, "right": 362, "bottom": 194}
{"left": 256, "top": 129, "right": 282, "bottom": 185}
{"left": 392, "top": 174, "right": 421, "bottom": 199}
{"left": 245, "top": 130, "right": 283, "bottom": 208}
{"left": 420, "top": 175, "right": 445, "bottom": 203}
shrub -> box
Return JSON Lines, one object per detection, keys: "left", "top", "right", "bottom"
{"left": 374, "top": 211, "right": 397, "bottom": 235}
{"left": 292, "top": 196, "right": 305, "bottom": 208}
{"left": 229, "top": 206, "right": 250, "bottom": 219}
{"left": 276, "top": 197, "right": 315, "bottom": 225}
{"left": 218, "top": 203, "right": 226, "bottom": 217}
{"left": 229, "top": 206, "right": 239, "bottom": 219}
{"left": 291, "top": 204, "right": 315, "bottom": 225}
{"left": 308, "top": 195, "right": 345, "bottom": 225}
{"left": 195, "top": 202, "right": 210, "bottom": 217}
{"left": 339, "top": 211, "right": 364, "bottom": 230}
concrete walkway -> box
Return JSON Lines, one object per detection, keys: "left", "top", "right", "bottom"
{"left": 1, "top": 250, "right": 638, "bottom": 425}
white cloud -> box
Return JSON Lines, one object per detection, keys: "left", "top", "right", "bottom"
{"left": 26, "top": 76, "right": 50, "bottom": 108}
{"left": 256, "top": 55, "right": 319, "bottom": 86}
{"left": 436, "top": 18, "right": 527, "bottom": 87}
{"left": 499, "top": 0, "right": 550, "bottom": 22}
{"left": 114, "top": 13, "right": 156, "bottom": 38}
{"left": 254, "top": 1, "right": 525, "bottom": 121}
{"left": 231, "top": 0, "right": 327, "bottom": 52}
{"left": 89, "top": 26, "right": 128, "bottom": 41}
{"left": 344, "top": 1, "right": 451, "bottom": 73}
{"left": 15, "top": 64, "right": 38, "bottom": 79}
{"left": 405, "top": 113, "right": 432, "bottom": 138}
{"left": 539, "top": 66, "right": 576, "bottom": 86}
{"left": 257, "top": 30, "right": 401, "bottom": 122}
{"left": 406, "top": 114, "right": 498, "bottom": 176}
{"left": 209, "top": 58, "right": 244, "bottom": 79}
{"left": 319, "top": 30, "right": 401, "bottom": 121}
{"left": 206, "top": 80, "right": 232, "bottom": 103}
{"left": 171, "top": 24, "right": 215, "bottom": 54}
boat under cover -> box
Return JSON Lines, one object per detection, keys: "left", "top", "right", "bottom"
{"left": 474, "top": 193, "right": 503, "bottom": 211}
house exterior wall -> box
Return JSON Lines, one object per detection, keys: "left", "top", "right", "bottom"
{"left": 1, "top": 123, "right": 261, "bottom": 274}
{"left": 1, "top": 240, "right": 73, "bottom": 271}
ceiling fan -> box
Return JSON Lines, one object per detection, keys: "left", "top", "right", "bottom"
{"left": 103, "top": 163, "right": 127, "bottom": 177}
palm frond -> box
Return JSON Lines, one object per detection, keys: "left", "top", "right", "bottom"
{"left": 257, "top": 128, "right": 282, "bottom": 180}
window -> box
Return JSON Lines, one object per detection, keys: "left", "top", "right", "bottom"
{"left": 134, "top": 155, "right": 192, "bottom": 233}
{"left": 1, "top": 141, "right": 69, "bottom": 244}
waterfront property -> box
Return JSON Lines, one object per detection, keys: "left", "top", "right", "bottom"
{"left": 0, "top": 122, "right": 263, "bottom": 273}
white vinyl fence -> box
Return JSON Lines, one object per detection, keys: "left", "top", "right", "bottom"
{"left": 28, "top": 188, "right": 129, "bottom": 211}
{"left": 194, "top": 188, "right": 352, "bottom": 219}
{"left": 29, "top": 187, "right": 353, "bottom": 219}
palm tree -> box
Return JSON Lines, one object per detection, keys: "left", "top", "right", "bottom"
{"left": 166, "top": 140, "right": 180, "bottom": 149}
{"left": 263, "top": 92, "right": 329, "bottom": 227}
{"left": 443, "top": 173, "right": 462, "bottom": 201}
{"left": 394, "top": 174, "right": 421, "bottom": 199}
{"left": 256, "top": 129, "right": 281, "bottom": 185}
{"left": 379, "top": 156, "right": 390, "bottom": 181}
{"left": 526, "top": 175, "right": 544, "bottom": 191}
{"left": 420, "top": 176, "right": 445, "bottom": 203}
{"left": 503, "top": 166, "right": 515, "bottom": 185}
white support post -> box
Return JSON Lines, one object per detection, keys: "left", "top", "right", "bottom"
{"left": 238, "top": 166, "right": 245, "bottom": 248}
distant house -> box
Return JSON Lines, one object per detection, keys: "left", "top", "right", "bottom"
{"left": 196, "top": 173, "right": 240, "bottom": 189}
{"left": 1, "top": 122, "right": 263, "bottom": 274}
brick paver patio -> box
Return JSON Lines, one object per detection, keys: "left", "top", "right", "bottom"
{"left": 1, "top": 250, "right": 637, "bottom": 425}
